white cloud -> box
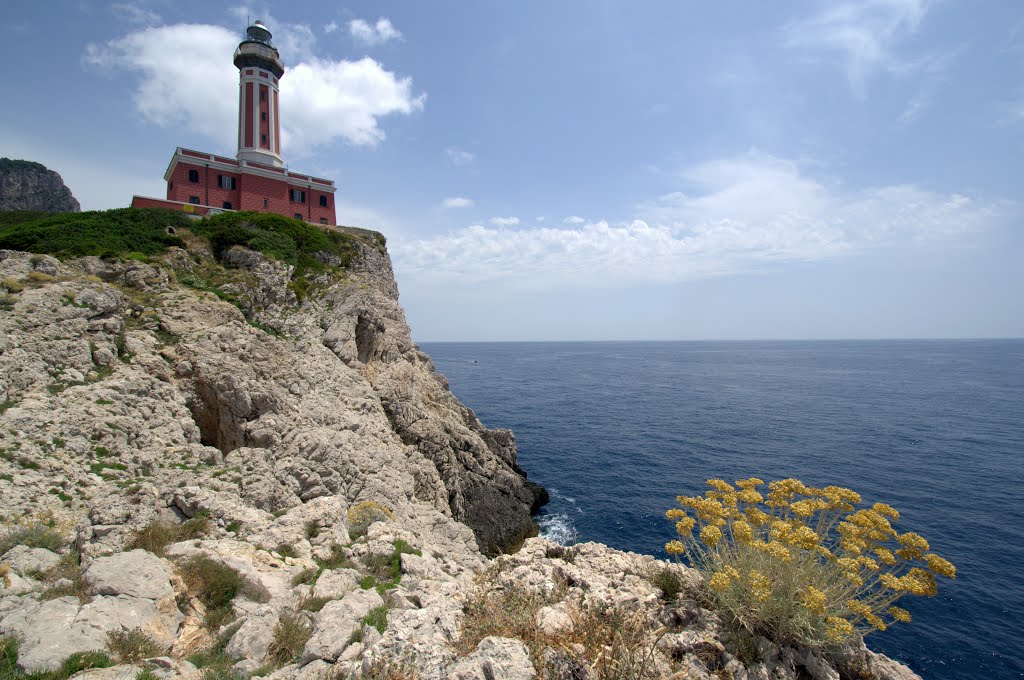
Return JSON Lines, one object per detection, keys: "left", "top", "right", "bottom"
{"left": 392, "top": 152, "right": 1006, "bottom": 290}
{"left": 489, "top": 216, "right": 519, "bottom": 226}
{"left": 83, "top": 21, "right": 424, "bottom": 155}
{"left": 446, "top": 148, "right": 476, "bottom": 166}
{"left": 563, "top": 216, "right": 586, "bottom": 224}
{"left": 324, "top": 21, "right": 339, "bottom": 34}
{"left": 349, "top": 18, "right": 402, "bottom": 46}
{"left": 782, "top": 0, "right": 931, "bottom": 94}
{"left": 442, "top": 197, "right": 474, "bottom": 208}
{"left": 111, "top": 2, "right": 161, "bottom": 26}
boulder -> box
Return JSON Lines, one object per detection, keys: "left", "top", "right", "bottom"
{"left": 447, "top": 636, "right": 536, "bottom": 680}
{"left": 0, "top": 546, "right": 62, "bottom": 576}
{"left": 300, "top": 589, "right": 384, "bottom": 664}
{"left": 83, "top": 549, "right": 174, "bottom": 600}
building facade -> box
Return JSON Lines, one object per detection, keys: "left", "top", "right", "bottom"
{"left": 131, "top": 20, "right": 337, "bottom": 225}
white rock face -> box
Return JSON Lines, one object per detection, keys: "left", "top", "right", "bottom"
{"left": 0, "top": 239, "right": 923, "bottom": 680}
{"left": 301, "top": 589, "right": 385, "bottom": 664}
{"left": 0, "top": 546, "right": 61, "bottom": 576}
{"left": 84, "top": 549, "right": 174, "bottom": 600}
{"left": 447, "top": 636, "right": 537, "bottom": 679}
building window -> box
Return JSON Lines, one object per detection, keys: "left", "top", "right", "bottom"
{"left": 218, "top": 175, "right": 236, "bottom": 190}
{"left": 188, "top": 169, "right": 199, "bottom": 183}
{"left": 261, "top": 111, "right": 267, "bottom": 121}
{"left": 260, "top": 90, "right": 267, "bottom": 102}
{"left": 263, "top": 198, "right": 268, "bottom": 208}
{"left": 319, "top": 195, "right": 327, "bottom": 207}
{"left": 189, "top": 196, "right": 200, "bottom": 205}
{"left": 294, "top": 213, "right": 303, "bottom": 220}
{"left": 169, "top": 181, "right": 173, "bottom": 190}
{"left": 261, "top": 133, "right": 268, "bottom": 144}
{"left": 320, "top": 218, "right": 328, "bottom": 224}
{"left": 289, "top": 189, "right": 306, "bottom": 203}
{"left": 222, "top": 201, "right": 232, "bottom": 210}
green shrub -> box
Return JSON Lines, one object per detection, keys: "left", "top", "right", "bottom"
{"left": 266, "top": 611, "right": 312, "bottom": 666}
{"left": 107, "top": 628, "right": 165, "bottom": 663}
{"left": 647, "top": 565, "right": 685, "bottom": 602}
{"left": 192, "top": 211, "right": 357, "bottom": 272}
{"left": 0, "top": 208, "right": 189, "bottom": 259}
{"left": 0, "top": 522, "right": 65, "bottom": 555}
{"left": 361, "top": 605, "right": 389, "bottom": 634}
{"left": 298, "top": 594, "right": 332, "bottom": 613}
{"left": 178, "top": 514, "right": 211, "bottom": 540}
{"left": 58, "top": 650, "right": 116, "bottom": 675}
{"left": 315, "top": 543, "right": 354, "bottom": 570}
{"left": 127, "top": 516, "right": 209, "bottom": 556}
{"left": 665, "top": 478, "right": 956, "bottom": 649}
{"left": 0, "top": 637, "right": 18, "bottom": 676}
{"left": 291, "top": 567, "right": 319, "bottom": 586}
{"left": 179, "top": 556, "right": 245, "bottom": 628}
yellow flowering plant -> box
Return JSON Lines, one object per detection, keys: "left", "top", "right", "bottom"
{"left": 665, "top": 478, "right": 955, "bottom": 649}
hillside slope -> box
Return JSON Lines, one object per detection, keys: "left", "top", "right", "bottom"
{"left": 0, "top": 212, "right": 918, "bottom": 679}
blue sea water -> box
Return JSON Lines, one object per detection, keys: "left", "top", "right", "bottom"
{"left": 420, "top": 340, "right": 1024, "bottom": 679}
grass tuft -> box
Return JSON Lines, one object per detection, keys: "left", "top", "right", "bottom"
{"left": 266, "top": 611, "right": 312, "bottom": 666}
{"left": 107, "top": 628, "right": 165, "bottom": 663}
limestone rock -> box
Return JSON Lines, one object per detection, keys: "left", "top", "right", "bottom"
{"left": 0, "top": 158, "right": 80, "bottom": 212}
{"left": 447, "top": 636, "right": 536, "bottom": 680}
{"left": 301, "top": 589, "right": 384, "bottom": 664}
{"left": 0, "top": 546, "right": 61, "bottom": 576}
{"left": 311, "top": 568, "right": 359, "bottom": 600}
{"left": 84, "top": 549, "right": 174, "bottom": 600}
{"left": 224, "top": 608, "right": 278, "bottom": 663}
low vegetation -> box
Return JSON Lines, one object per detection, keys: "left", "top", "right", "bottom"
{"left": 359, "top": 540, "right": 421, "bottom": 593}
{"left": 0, "top": 208, "right": 189, "bottom": 258}
{"left": 191, "top": 211, "right": 359, "bottom": 273}
{"left": 178, "top": 555, "right": 268, "bottom": 630}
{"left": 458, "top": 574, "right": 665, "bottom": 679}
{"left": 0, "top": 636, "right": 115, "bottom": 679}
{"left": 266, "top": 611, "right": 312, "bottom": 666}
{"left": 126, "top": 514, "right": 210, "bottom": 556}
{"left": 346, "top": 501, "right": 394, "bottom": 540}
{"left": 665, "top": 477, "right": 957, "bottom": 650}
{"left": 106, "top": 628, "right": 165, "bottom": 663}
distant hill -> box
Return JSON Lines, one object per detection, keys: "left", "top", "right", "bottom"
{"left": 0, "top": 157, "right": 80, "bottom": 213}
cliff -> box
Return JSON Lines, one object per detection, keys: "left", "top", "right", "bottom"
{"left": 0, "top": 159, "right": 81, "bottom": 213}
{"left": 0, "top": 210, "right": 917, "bottom": 679}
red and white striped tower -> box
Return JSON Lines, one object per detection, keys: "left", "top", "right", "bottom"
{"left": 233, "top": 20, "right": 285, "bottom": 168}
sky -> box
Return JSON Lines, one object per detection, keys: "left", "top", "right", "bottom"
{"left": 1, "top": 1, "right": 1022, "bottom": 341}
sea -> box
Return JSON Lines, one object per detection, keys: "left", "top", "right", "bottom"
{"left": 419, "top": 340, "right": 1024, "bottom": 680}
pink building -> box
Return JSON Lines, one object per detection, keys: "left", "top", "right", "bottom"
{"left": 132, "top": 20, "right": 337, "bottom": 225}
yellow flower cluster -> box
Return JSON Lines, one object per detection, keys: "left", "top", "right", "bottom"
{"left": 826, "top": 616, "right": 854, "bottom": 642}
{"left": 708, "top": 565, "right": 741, "bottom": 591}
{"left": 924, "top": 554, "right": 957, "bottom": 578}
{"left": 663, "top": 476, "right": 956, "bottom": 649}
{"left": 888, "top": 607, "right": 912, "bottom": 623}
{"left": 801, "top": 586, "right": 828, "bottom": 615}
{"left": 747, "top": 570, "right": 772, "bottom": 602}
{"left": 700, "top": 524, "right": 723, "bottom": 547}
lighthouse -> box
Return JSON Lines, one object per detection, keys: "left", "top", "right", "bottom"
{"left": 132, "top": 20, "right": 338, "bottom": 225}
{"left": 234, "top": 20, "right": 285, "bottom": 168}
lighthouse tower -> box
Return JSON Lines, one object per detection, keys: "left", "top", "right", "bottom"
{"left": 134, "top": 19, "right": 337, "bottom": 225}
{"left": 233, "top": 20, "right": 285, "bottom": 168}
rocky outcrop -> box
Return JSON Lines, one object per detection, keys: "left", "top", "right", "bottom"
{"left": 0, "top": 224, "right": 920, "bottom": 678}
{"left": 0, "top": 158, "right": 80, "bottom": 212}
{"left": 0, "top": 236, "right": 543, "bottom": 556}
